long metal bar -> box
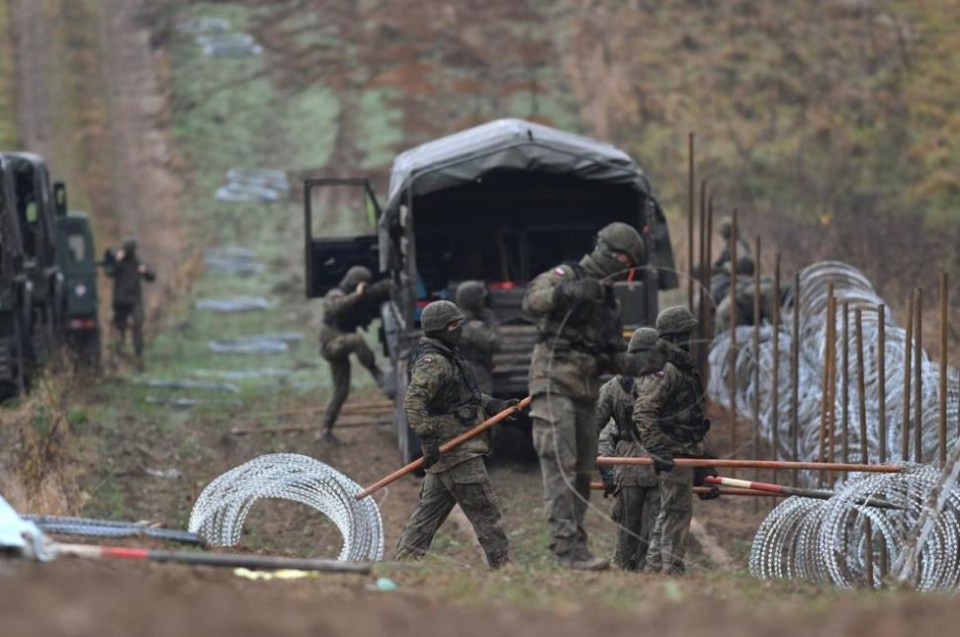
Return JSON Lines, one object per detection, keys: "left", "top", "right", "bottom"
{"left": 705, "top": 476, "right": 900, "bottom": 510}
{"left": 687, "top": 132, "right": 695, "bottom": 309}
{"left": 356, "top": 397, "right": 531, "bottom": 499}
{"left": 842, "top": 301, "right": 850, "bottom": 464}
{"left": 791, "top": 271, "right": 801, "bottom": 487}
{"left": 878, "top": 304, "right": 887, "bottom": 464}
{"left": 753, "top": 236, "right": 762, "bottom": 502}
{"left": 902, "top": 293, "right": 913, "bottom": 463}
{"left": 588, "top": 483, "right": 779, "bottom": 498}
{"left": 914, "top": 288, "right": 923, "bottom": 464}
{"left": 729, "top": 208, "right": 739, "bottom": 465}
{"left": 698, "top": 180, "right": 708, "bottom": 379}
{"left": 856, "top": 307, "right": 875, "bottom": 587}
{"left": 828, "top": 293, "right": 838, "bottom": 486}
{"left": 772, "top": 254, "right": 781, "bottom": 490}
{"left": 596, "top": 456, "right": 904, "bottom": 472}
{"left": 939, "top": 272, "right": 948, "bottom": 466}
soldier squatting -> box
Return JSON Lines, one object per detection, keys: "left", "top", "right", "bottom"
{"left": 320, "top": 223, "right": 722, "bottom": 573}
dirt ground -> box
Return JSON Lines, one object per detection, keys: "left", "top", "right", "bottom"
{"left": 4, "top": 1, "right": 960, "bottom": 635}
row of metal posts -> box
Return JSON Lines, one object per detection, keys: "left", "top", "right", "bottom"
{"left": 686, "top": 133, "right": 955, "bottom": 484}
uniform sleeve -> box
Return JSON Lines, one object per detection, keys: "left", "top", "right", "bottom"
{"left": 365, "top": 279, "right": 391, "bottom": 302}
{"left": 594, "top": 380, "right": 616, "bottom": 437}
{"left": 140, "top": 264, "right": 157, "bottom": 282}
{"left": 597, "top": 418, "right": 619, "bottom": 458}
{"left": 634, "top": 367, "right": 676, "bottom": 451}
{"left": 462, "top": 321, "right": 500, "bottom": 356}
{"left": 403, "top": 355, "right": 453, "bottom": 440}
{"left": 522, "top": 267, "right": 565, "bottom": 317}
{"left": 322, "top": 288, "right": 364, "bottom": 317}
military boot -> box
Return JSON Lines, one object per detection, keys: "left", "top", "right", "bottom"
{"left": 557, "top": 547, "right": 609, "bottom": 572}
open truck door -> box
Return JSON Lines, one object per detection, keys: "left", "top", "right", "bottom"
{"left": 303, "top": 178, "right": 381, "bottom": 298}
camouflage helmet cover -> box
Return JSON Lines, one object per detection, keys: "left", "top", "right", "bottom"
{"left": 421, "top": 300, "right": 465, "bottom": 332}
{"left": 735, "top": 256, "right": 755, "bottom": 276}
{"left": 718, "top": 216, "right": 733, "bottom": 240}
{"left": 596, "top": 222, "right": 645, "bottom": 266}
{"left": 628, "top": 327, "right": 659, "bottom": 353}
{"left": 656, "top": 305, "right": 698, "bottom": 336}
{"left": 455, "top": 280, "right": 487, "bottom": 312}
{"left": 340, "top": 265, "right": 372, "bottom": 291}
{"left": 121, "top": 237, "right": 137, "bottom": 252}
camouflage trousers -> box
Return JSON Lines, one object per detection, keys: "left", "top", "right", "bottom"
{"left": 394, "top": 456, "right": 508, "bottom": 568}
{"left": 112, "top": 302, "right": 144, "bottom": 357}
{"left": 648, "top": 466, "right": 694, "bottom": 575}
{"left": 530, "top": 392, "right": 597, "bottom": 559}
{"left": 319, "top": 333, "right": 382, "bottom": 433}
{"left": 610, "top": 485, "right": 661, "bottom": 571}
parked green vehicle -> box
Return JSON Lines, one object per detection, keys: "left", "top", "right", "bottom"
{"left": 57, "top": 211, "right": 100, "bottom": 366}
{"left": 0, "top": 155, "right": 30, "bottom": 398}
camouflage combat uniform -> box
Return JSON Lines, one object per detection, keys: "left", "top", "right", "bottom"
{"left": 105, "top": 240, "right": 155, "bottom": 359}
{"left": 456, "top": 281, "right": 500, "bottom": 394}
{"left": 596, "top": 375, "right": 662, "bottom": 571}
{"left": 319, "top": 270, "right": 391, "bottom": 437}
{"left": 394, "top": 336, "right": 509, "bottom": 567}
{"left": 524, "top": 258, "right": 626, "bottom": 566}
{"left": 633, "top": 339, "right": 708, "bottom": 575}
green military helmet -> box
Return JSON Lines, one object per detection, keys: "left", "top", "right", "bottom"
{"left": 455, "top": 280, "right": 487, "bottom": 312}
{"left": 121, "top": 237, "right": 137, "bottom": 252}
{"left": 340, "top": 265, "right": 372, "bottom": 291}
{"left": 718, "top": 216, "right": 733, "bottom": 240}
{"left": 656, "top": 305, "right": 698, "bottom": 336}
{"left": 627, "top": 326, "right": 659, "bottom": 353}
{"left": 735, "top": 256, "right": 755, "bottom": 276}
{"left": 596, "top": 222, "right": 645, "bottom": 266}
{"left": 421, "top": 300, "right": 465, "bottom": 332}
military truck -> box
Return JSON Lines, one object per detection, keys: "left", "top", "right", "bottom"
{"left": 303, "top": 119, "right": 677, "bottom": 462}
{"left": 0, "top": 152, "right": 68, "bottom": 395}
{"left": 57, "top": 211, "right": 100, "bottom": 366}
{"left": 0, "top": 155, "right": 29, "bottom": 398}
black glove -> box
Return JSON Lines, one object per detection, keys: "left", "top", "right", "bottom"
{"left": 489, "top": 398, "right": 520, "bottom": 421}
{"left": 647, "top": 444, "right": 675, "bottom": 474}
{"left": 420, "top": 437, "right": 441, "bottom": 469}
{"left": 693, "top": 465, "right": 720, "bottom": 500}
{"left": 569, "top": 277, "right": 605, "bottom": 304}
{"left": 599, "top": 468, "right": 619, "bottom": 498}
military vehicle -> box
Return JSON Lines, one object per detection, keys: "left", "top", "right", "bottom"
{"left": 303, "top": 119, "right": 678, "bottom": 462}
{"left": 0, "top": 155, "right": 29, "bottom": 398}
{"left": 0, "top": 152, "right": 68, "bottom": 396}
{"left": 57, "top": 211, "right": 100, "bottom": 366}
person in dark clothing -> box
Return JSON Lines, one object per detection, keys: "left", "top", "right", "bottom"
{"left": 105, "top": 238, "right": 155, "bottom": 367}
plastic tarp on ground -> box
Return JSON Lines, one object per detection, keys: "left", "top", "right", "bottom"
{"left": 378, "top": 118, "right": 677, "bottom": 288}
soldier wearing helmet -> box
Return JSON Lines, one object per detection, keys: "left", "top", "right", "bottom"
{"left": 595, "top": 326, "right": 668, "bottom": 571}
{"left": 633, "top": 306, "right": 718, "bottom": 575}
{"left": 318, "top": 265, "right": 391, "bottom": 443}
{"left": 394, "top": 300, "right": 515, "bottom": 568}
{"left": 104, "top": 236, "right": 155, "bottom": 369}
{"left": 455, "top": 280, "right": 500, "bottom": 393}
{"left": 711, "top": 216, "right": 752, "bottom": 277}
{"left": 521, "top": 221, "right": 645, "bottom": 571}
{"left": 713, "top": 256, "right": 776, "bottom": 334}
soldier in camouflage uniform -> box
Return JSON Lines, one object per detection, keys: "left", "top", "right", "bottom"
{"left": 596, "top": 327, "right": 667, "bottom": 571}
{"left": 105, "top": 237, "right": 155, "bottom": 367}
{"left": 523, "top": 222, "right": 644, "bottom": 571}
{"left": 713, "top": 257, "right": 776, "bottom": 334}
{"left": 711, "top": 217, "right": 752, "bottom": 276}
{"left": 319, "top": 266, "right": 391, "bottom": 443}
{"left": 455, "top": 280, "right": 500, "bottom": 394}
{"left": 633, "top": 307, "right": 720, "bottom": 575}
{"left": 394, "top": 301, "right": 515, "bottom": 568}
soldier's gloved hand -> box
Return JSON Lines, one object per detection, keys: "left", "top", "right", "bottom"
{"left": 420, "top": 437, "right": 441, "bottom": 469}
{"left": 489, "top": 398, "right": 521, "bottom": 421}
{"left": 570, "top": 277, "right": 605, "bottom": 304}
{"left": 647, "top": 444, "right": 675, "bottom": 474}
{"left": 553, "top": 280, "right": 576, "bottom": 308}
{"left": 693, "top": 465, "right": 720, "bottom": 500}
{"left": 599, "top": 468, "right": 619, "bottom": 498}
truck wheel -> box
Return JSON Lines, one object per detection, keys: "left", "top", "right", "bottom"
{"left": 393, "top": 359, "right": 422, "bottom": 466}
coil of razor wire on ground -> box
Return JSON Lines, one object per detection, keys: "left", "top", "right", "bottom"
{"left": 709, "top": 261, "right": 960, "bottom": 477}
{"left": 750, "top": 464, "right": 960, "bottom": 590}
{"left": 188, "top": 453, "right": 383, "bottom": 561}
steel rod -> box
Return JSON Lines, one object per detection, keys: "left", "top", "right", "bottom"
{"left": 878, "top": 304, "right": 887, "bottom": 464}
{"left": 791, "top": 270, "right": 801, "bottom": 487}
{"left": 914, "top": 288, "right": 923, "bottom": 464}
{"left": 588, "top": 483, "right": 780, "bottom": 498}
{"left": 902, "top": 293, "right": 913, "bottom": 463}
{"left": 595, "top": 456, "right": 904, "bottom": 472}
{"left": 687, "top": 132, "right": 695, "bottom": 309}
{"left": 753, "top": 236, "right": 762, "bottom": 503}
{"left": 842, "top": 301, "right": 850, "bottom": 464}
{"left": 772, "top": 253, "right": 781, "bottom": 491}
{"left": 705, "top": 476, "right": 900, "bottom": 509}
{"left": 355, "top": 397, "right": 531, "bottom": 500}
{"left": 939, "top": 272, "right": 948, "bottom": 466}
{"left": 729, "top": 208, "right": 739, "bottom": 466}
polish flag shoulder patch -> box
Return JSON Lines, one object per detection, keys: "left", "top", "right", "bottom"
{"left": 553, "top": 267, "right": 567, "bottom": 276}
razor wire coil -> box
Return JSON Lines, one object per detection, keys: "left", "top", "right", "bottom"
{"left": 188, "top": 453, "right": 383, "bottom": 561}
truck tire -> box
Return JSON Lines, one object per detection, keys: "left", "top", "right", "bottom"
{"left": 393, "top": 359, "right": 422, "bottom": 466}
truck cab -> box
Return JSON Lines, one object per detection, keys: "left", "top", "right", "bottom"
{"left": 303, "top": 119, "right": 678, "bottom": 462}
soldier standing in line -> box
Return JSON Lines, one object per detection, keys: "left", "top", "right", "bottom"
{"left": 711, "top": 216, "right": 752, "bottom": 276}
{"left": 633, "top": 306, "right": 719, "bottom": 575}
{"left": 596, "top": 327, "right": 667, "bottom": 571}
{"left": 523, "top": 222, "right": 644, "bottom": 571}
{"left": 394, "top": 300, "right": 516, "bottom": 568}
{"left": 455, "top": 280, "right": 500, "bottom": 394}
{"left": 104, "top": 237, "right": 155, "bottom": 370}
{"left": 319, "top": 266, "right": 391, "bottom": 443}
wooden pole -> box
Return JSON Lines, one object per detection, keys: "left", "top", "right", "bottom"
{"left": 902, "top": 293, "right": 914, "bottom": 463}
{"left": 914, "top": 288, "right": 923, "bottom": 464}
{"left": 791, "top": 271, "right": 801, "bottom": 487}
{"left": 356, "top": 397, "right": 531, "bottom": 499}
{"left": 939, "top": 272, "right": 948, "bottom": 466}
